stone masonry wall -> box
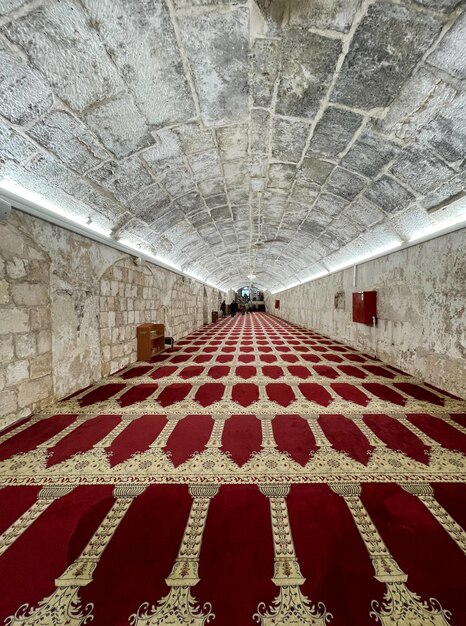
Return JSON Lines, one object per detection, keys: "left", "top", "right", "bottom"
{"left": 0, "top": 221, "right": 53, "bottom": 425}
{"left": 0, "top": 210, "right": 224, "bottom": 429}
{"left": 265, "top": 229, "right": 466, "bottom": 398}
{"left": 99, "top": 259, "right": 166, "bottom": 377}
{"left": 99, "top": 259, "right": 219, "bottom": 377}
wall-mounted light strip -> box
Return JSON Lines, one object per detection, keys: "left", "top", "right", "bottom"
{"left": 327, "top": 241, "right": 403, "bottom": 273}
{"left": 0, "top": 181, "right": 224, "bottom": 292}
{"left": 270, "top": 243, "right": 405, "bottom": 294}
{"left": 270, "top": 216, "right": 466, "bottom": 295}
{"left": 408, "top": 215, "right": 466, "bottom": 243}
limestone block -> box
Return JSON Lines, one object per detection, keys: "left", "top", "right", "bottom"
{"left": 332, "top": 2, "right": 441, "bottom": 109}
{"left": 83, "top": 0, "right": 194, "bottom": 126}
{"left": 29, "top": 353, "right": 52, "bottom": 379}
{"left": 109, "top": 281, "right": 118, "bottom": 297}
{"left": 291, "top": 182, "right": 320, "bottom": 205}
{"left": 414, "top": 0, "right": 462, "bottom": 9}
{"left": 179, "top": 7, "right": 249, "bottom": 126}
{"left": 421, "top": 174, "right": 465, "bottom": 212}
{"left": 18, "top": 376, "right": 52, "bottom": 409}
{"left": 341, "top": 130, "right": 400, "bottom": 179}
{"left": 28, "top": 110, "right": 109, "bottom": 174}
{"left": 11, "top": 283, "right": 48, "bottom": 306}
{"left": 0, "top": 49, "right": 53, "bottom": 125}
{"left": 0, "top": 279, "right": 10, "bottom": 304}
{"left": 313, "top": 192, "right": 349, "bottom": 219}
{"left": 172, "top": 123, "right": 215, "bottom": 154}
{"left": 277, "top": 28, "right": 341, "bottom": 118}
{"left": 420, "top": 92, "right": 466, "bottom": 164}
{"left": 298, "top": 158, "right": 334, "bottom": 185}
{"left": 271, "top": 117, "right": 309, "bottom": 163}
{"left": 102, "top": 345, "right": 111, "bottom": 362}
{"left": 250, "top": 38, "right": 281, "bottom": 107}
{"left": 324, "top": 167, "right": 368, "bottom": 202}
{"left": 289, "top": 0, "right": 360, "bottom": 33}
{"left": 100, "top": 328, "right": 111, "bottom": 346}
{"left": 0, "top": 335, "right": 14, "bottom": 362}
{"left": 428, "top": 10, "right": 466, "bottom": 79}
{"left": 129, "top": 184, "right": 171, "bottom": 224}
{"left": 6, "top": 360, "right": 29, "bottom": 386}
{"left": 268, "top": 164, "right": 296, "bottom": 190}
{"left": 0, "top": 123, "right": 37, "bottom": 164}
{"left": 300, "top": 219, "right": 325, "bottom": 238}
{"left": 29, "top": 307, "right": 50, "bottom": 331}
{"left": 250, "top": 109, "right": 270, "bottom": 155}
{"left": 326, "top": 214, "right": 362, "bottom": 244}
{"left": 308, "top": 106, "right": 362, "bottom": 159}
{"left": 0, "top": 389, "right": 17, "bottom": 418}
{"left": 344, "top": 197, "right": 385, "bottom": 229}
{"left": 381, "top": 68, "right": 457, "bottom": 143}
{"left": 111, "top": 344, "right": 124, "bottom": 359}
{"left": 4, "top": 0, "right": 124, "bottom": 112}
{"left": 159, "top": 165, "right": 196, "bottom": 198}
{"left": 365, "top": 176, "right": 415, "bottom": 214}
{"left": 89, "top": 158, "right": 153, "bottom": 204}
{"left": 37, "top": 331, "right": 52, "bottom": 355}
{"left": 15, "top": 334, "right": 37, "bottom": 359}
{"left": 110, "top": 360, "right": 122, "bottom": 374}
{"left": 390, "top": 146, "right": 456, "bottom": 195}
{"left": 26, "top": 261, "right": 49, "bottom": 283}
{"left": 100, "top": 312, "right": 109, "bottom": 329}
{"left": 0, "top": 308, "right": 29, "bottom": 334}
{"left": 188, "top": 150, "right": 222, "bottom": 183}
{"left": 6, "top": 258, "right": 26, "bottom": 280}
{"left": 198, "top": 178, "right": 226, "bottom": 197}
{"left": 2, "top": 0, "right": 31, "bottom": 15}
{"left": 216, "top": 125, "right": 249, "bottom": 162}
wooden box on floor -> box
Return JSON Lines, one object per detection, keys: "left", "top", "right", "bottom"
{"left": 137, "top": 323, "right": 165, "bottom": 361}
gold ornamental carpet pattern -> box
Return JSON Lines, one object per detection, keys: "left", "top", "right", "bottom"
{"left": 0, "top": 313, "right": 465, "bottom": 625}
{"left": 1, "top": 312, "right": 465, "bottom": 485}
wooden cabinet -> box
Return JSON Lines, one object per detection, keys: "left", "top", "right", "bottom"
{"left": 137, "top": 323, "right": 165, "bottom": 361}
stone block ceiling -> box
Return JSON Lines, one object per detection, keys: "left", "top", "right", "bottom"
{"left": 0, "top": 0, "right": 465, "bottom": 291}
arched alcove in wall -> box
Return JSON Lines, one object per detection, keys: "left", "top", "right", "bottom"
{"left": 99, "top": 257, "right": 164, "bottom": 376}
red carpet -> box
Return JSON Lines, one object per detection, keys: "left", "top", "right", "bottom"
{"left": 0, "top": 312, "right": 465, "bottom": 624}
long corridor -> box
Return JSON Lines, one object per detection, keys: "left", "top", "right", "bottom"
{"left": 0, "top": 313, "right": 465, "bottom": 624}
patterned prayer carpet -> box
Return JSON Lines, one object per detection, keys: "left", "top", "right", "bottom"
{"left": 0, "top": 312, "right": 465, "bottom": 625}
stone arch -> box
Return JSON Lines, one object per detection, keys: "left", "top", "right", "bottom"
{"left": 99, "top": 257, "right": 165, "bottom": 376}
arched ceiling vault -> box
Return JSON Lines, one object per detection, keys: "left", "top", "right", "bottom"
{"left": 0, "top": 0, "right": 465, "bottom": 291}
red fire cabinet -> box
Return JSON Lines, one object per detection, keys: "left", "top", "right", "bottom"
{"left": 275, "top": 299, "right": 280, "bottom": 309}
{"left": 352, "top": 291, "right": 377, "bottom": 324}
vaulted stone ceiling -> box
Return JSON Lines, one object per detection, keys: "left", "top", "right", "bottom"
{"left": 0, "top": 0, "right": 465, "bottom": 291}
